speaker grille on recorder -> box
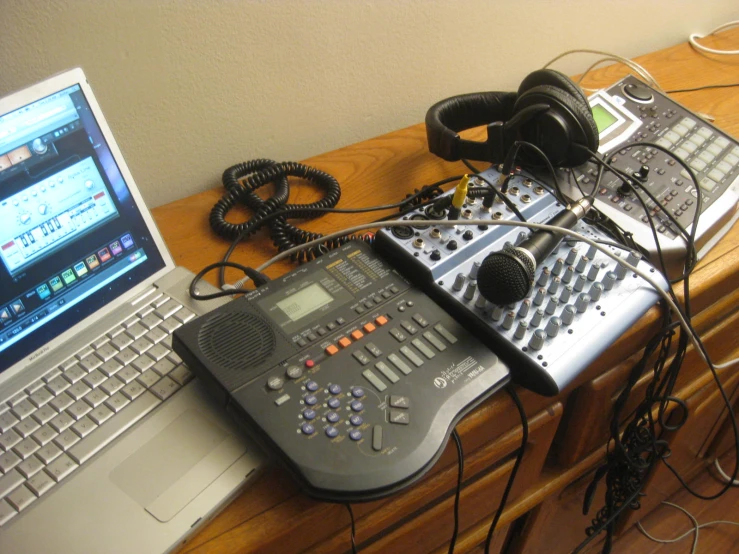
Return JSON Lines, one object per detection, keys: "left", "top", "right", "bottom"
{"left": 197, "top": 311, "right": 276, "bottom": 374}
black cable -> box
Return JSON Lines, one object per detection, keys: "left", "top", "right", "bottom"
{"left": 574, "top": 139, "right": 739, "bottom": 551}
{"left": 214, "top": 174, "right": 463, "bottom": 287}
{"left": 666, "top": 82, "right": 739, "bottom": 94}
{"left": 345, "top": 504, "right": 357, "bottom": 554}
{"left": 484, "top": 386, "right": 528, "bottom": 554}
{"left": 578, "top": 144, "right": 700, "bottom": 282}
{"left": 514, "top": 141, "right": 568, "bottom": 204}
{"left": 470, "top": 173, "right": 527, "bottom": 222}
{"left": 462, "top": 159, "right": 484, "bottom": 174}
{"left": 448, "top": 430, "right": 464, "bottom": 554}
{"left": 188, "top": 261, "right": 269, "bottom": 300}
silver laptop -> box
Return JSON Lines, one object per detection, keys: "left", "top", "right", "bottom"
{"left": 0, "top": 68, "right": 264, "bottom": 553}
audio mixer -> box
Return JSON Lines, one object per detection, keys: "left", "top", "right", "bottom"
{"left": 173, "top": 241, "right": 509, "bottom": 502}
{"left": 561, "top": 75, "right": 739, "bottom": 277}
{"left": 374, "top": 168, "right": 669, "bottom": 396}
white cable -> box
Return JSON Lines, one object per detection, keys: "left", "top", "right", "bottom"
{"left": 638, "top": 501, "right": 739, "bottom": 552}
{"left": 229, "top": 217, "right": 709, "bottom": 368}
{"left": 542, "top": 49, "right": 663, "bottom": 91}
{"left": 713, "top": 457, "right": 739, "bottom": 485}
{"left": 715, "top": 357, "right": 739, "bottom": 369}
{"left": 689, "top": 20, "right": 739, "bottom": 55}
{"left": 637, "top": 501, "right": 699, "bottom": 553}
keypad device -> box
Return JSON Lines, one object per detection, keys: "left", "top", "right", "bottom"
{"left": 562, "top": 75, "right": 739, "bottom": 277}
{"left": 173, "top": 241, "right": 509, "bottom": 503}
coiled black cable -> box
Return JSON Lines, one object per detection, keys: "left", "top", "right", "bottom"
{"left": 210, "top": 159, "right": 341, "bottom": 243}
{"left": 210, "top": 159, "right": 375, "bottom": 277}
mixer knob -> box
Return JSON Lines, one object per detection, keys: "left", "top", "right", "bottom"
{"left": 491, "top": 305, "right": 505, "bottom": 321}
{"left": 469, "top": 260, "right": 481, "bottom": 280}
{"left": 546, "top": 317, "right": 561, "bottom": 337}
{"left": 462, "top": 230, "right": 474, "bottom": 241}
{"left": 530, "top": 308, "right": 544, "bottom": 328}
{"left": 452, "top": 273, "right": 466, "bottom": 291}
{"left": 447, "top": 240, "right": 458, "bottom": 251}
{"left": 575, "top": 293, "right": 591, "bottom": 313}
{"left": 574, "top": 274, "right": 587, "bottom": 292}
{"left": 533, "top": 287, "right": 546, "bottom": 306}
{"left": 566, "top": 247, "right": 578, "bottom": 265}
{"left": 537, "top": 267, "right": 550, "bottom": 286}
{"left": 603, "top": 271, "right": 617, "bottom": 290}
{"left": 463, "top": 281, "right": 477, "bottom": 301}
{"left": 576, "top": 255, "right": 588, "bottom": 273}
{"left": 561, "top": 304, "right": 576, "bottom": 325}
{"left": 586, "top": 244, "right": 598, "bottom": 259}
{"left": 514, "top": 321, "right": 528, "bottom": 340}
{"left": 614, "top": 262, "right": 627, "bottom": 280}
{"left": 430, "top": 249, "right": 441, "bottom": 261}
{"left": 552, "top": 258, "right": 565, "bottom": 276}
{"left": 517, "top": 299, "right": 531, "bottom": 318}
{"left": 286, "top": 365, "right": 303, "bottom": 379}
{"left": 589, "top": 282, "right": 604, "bottom": 302}
{"left": 502, "top": 311, "right": 516, "bottom": 330}
{"left": 547, "top": 277, "right": 560, "bottom": 296}
{"left": 475, "top": 294, "right": 487, "bottom": 309}
{"left": 562, "top": 266, "right": 575, "bottom": 284}
{"left": 559, "top": 285, "right": 573, "bottom": 304}
{"left": 587, "top": 264, "right": 600, "bottom": 282}
{"left": 516, "top": 232, "right": 528, "bottom": 245}
{"left": 626, "top": 251, "right": 641, "bottom": 267}
{"left": 528, "top": 329, "right": 546, "bottom": 351}
{"left": 545, "top": 297, "right": 558, "bottom": 315}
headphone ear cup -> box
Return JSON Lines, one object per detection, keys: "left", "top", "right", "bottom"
{"left": 513, "top": 84, "right": 599, "bottom": 167}
{"left": 518, "top": 69, "right": 590, "bottom": 109}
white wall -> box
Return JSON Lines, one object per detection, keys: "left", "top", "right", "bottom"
{"left": 1, "top": 1, "right": 737, "bottom": 207}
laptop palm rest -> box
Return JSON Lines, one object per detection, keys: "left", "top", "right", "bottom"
{"left": 109, "top": 409, "right": 245, "bottom": 522}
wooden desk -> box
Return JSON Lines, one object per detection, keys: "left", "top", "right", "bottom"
{"left": 153, "top": 29, "right": 739, "bottom": 554}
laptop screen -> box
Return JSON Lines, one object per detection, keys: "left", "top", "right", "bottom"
{"left": 0, "top": 80, "right": 166, "bottom": 375}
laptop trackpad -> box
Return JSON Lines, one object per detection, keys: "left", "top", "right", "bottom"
{"left": 110, "top": 409, "right": 246, "bottom": 522}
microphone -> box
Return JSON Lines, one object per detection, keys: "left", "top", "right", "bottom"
{"left": 477, "top": 197, "right": 592, "bottom": 305}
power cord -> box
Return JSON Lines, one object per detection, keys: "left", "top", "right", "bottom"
{"left": 714, "top": 458, "right": 739, "bottom": 486}
{"left": 637, "top": 500, "right": 739, "bottom": 553}
{"left": 345, "top": 504, "right": 357, "bottom": 554}
{"left": 689, "top": 20, "right": 739, "bottom": 56}
{"left": 542, "top": 49, "right": 663, "bottom": 93}
{"left": 448, "top": 430, "right": 464, "bottom": 554}
{"left": 484, "top": 386, "right": 528, "bottom": 554}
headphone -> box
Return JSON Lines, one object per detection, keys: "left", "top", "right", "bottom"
{"left": 425, "top": 69, "right": 599, "bottom": 167}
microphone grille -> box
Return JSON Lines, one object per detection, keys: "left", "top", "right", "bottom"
{"left": 477, "top": 246, "right": 535, "bottom": 305}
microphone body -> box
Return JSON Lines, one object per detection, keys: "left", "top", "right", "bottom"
{"left": 477, "top": 197, "right": 592, "bottom": 305}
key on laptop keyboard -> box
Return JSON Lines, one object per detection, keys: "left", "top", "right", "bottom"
{"left": 0, "top": 294, "right": 196, "bottom": 526}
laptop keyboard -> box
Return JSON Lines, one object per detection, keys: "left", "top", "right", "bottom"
{"left": 0, "top": 292, "right": 196, "bottom": 526}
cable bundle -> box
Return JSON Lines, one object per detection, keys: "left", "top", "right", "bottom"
{"left": 210, "top": 159, "right": 369, "bottom": 263}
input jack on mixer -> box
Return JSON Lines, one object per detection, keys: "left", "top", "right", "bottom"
{"left": 413, "top": 238, "right": 425, "bottom": 249}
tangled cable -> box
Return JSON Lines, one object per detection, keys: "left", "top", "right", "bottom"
{"left": 209, "top": 159, "right": 370, "bottom": 263}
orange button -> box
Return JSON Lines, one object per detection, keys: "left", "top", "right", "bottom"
{"left": 325, "top": 345, "right": 339, "bottom": 356}
{"left": 375, "top": 315, "right": 388, "bottom": 326}
{"left": 338, "top": 337, "right": 352, "bottom": 349}
{"left": 363, "top": 323, "right": 376, "bottom": 333}
{"left": 350, "top": 330, "right": 364, "bottom": 341}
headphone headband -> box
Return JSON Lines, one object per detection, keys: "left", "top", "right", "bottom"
{"left": 425, "top": 70, "right": 598, "bottom": 167}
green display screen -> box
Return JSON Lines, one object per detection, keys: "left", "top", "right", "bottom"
{"left": 592, "top": 104, "right": 618, "bottom": 133}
